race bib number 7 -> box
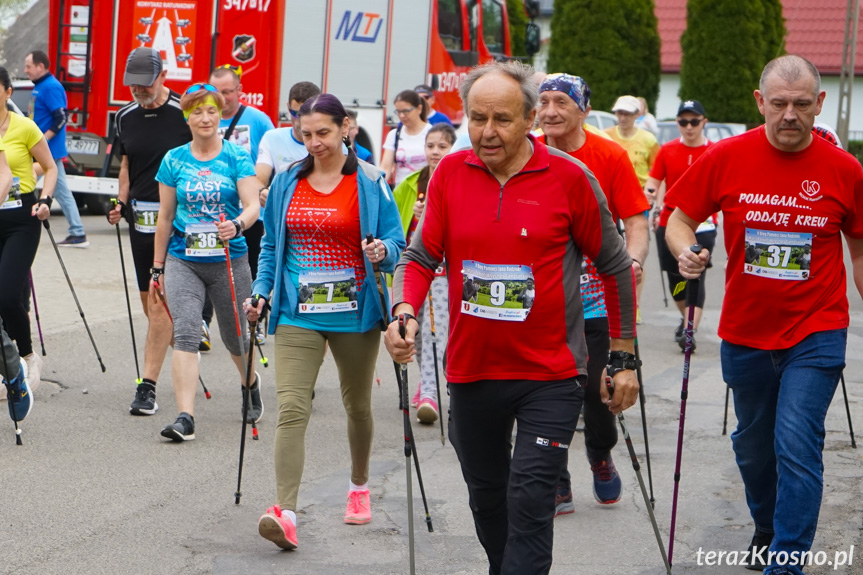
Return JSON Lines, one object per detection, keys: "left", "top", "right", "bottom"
{"left": 297, "top": 268, "right": 359, "bottom": 313}
{"left": 461, "top": 260, "right": 535, "bottom": 322}
{"left": 743, "top": 228, "right": 812, "bottom": 280}
{"left": 184, "top": 222, "right": 224, "bottom": 257}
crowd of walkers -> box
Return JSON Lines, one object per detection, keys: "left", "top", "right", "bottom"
{"left": 2, "top": 48, "right": 861, "bottom": 575}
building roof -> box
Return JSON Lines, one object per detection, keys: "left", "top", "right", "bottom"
{"left": 655, "top": 0, "right": 863, "bottom": 75}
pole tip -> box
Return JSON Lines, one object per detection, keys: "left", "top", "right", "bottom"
{"left": 252, "top": 427, "right": 259, "bottom": 440}
{"left": 205, "top": 391, "right": 212, "bottom": 399}
{"left": 99, "top": 362, "right": 107, "bottom": 373}
{"left": 234, "top": 492, "right": 241, "bottom": 504}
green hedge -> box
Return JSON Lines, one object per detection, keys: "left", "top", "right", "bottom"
{"left": 848, "top": 140, "right": 863, "bottom": 165}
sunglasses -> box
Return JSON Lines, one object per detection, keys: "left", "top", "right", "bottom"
{"left": 395, "top": 107, "right": 417, "bottom": 116}
{"left": 216, "top": 63, "right": 243, "bottom": 80}
{"left": 185, "top": 83, "right": 218, "bottom": 95}
{"left": 289, "top": 108, "right": 300, "bottom": 119}
{"left": 677, "top": 118, "right": 704, "bottom": 127}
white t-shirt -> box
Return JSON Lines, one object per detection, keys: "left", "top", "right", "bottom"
{"left": 383, "top": 123, "right": 432, "bottom": 185}
{"left": 257, "top": 128, "right": 308, "bottom": 174}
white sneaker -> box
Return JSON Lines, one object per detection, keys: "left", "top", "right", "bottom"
{"left": 23, "top": 353, "right": 42, "bottom": 392}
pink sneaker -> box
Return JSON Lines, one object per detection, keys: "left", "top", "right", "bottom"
{"left": 344, "top": 489, "right": 372, "bottom": 525}
{"left": 258, "top": 505, "right": 298, "bottom": 549}
{"left": 411, "top": 386, "right": 421, "bottom": 408}
{"left": 416, "top": 398, "right": 439, "bottom": 424}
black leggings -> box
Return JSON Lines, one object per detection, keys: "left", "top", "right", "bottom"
{"left": 0, "top": 193, "right": 41, "bottom": 357}
{"left": 655, "top": 226, "right": 715, "bottom": 308}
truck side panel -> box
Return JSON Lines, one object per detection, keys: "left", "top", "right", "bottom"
{"left": 279, "top": 1, "right": 328, "bottom": 122}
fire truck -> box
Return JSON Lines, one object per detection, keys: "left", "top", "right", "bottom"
{"left": 44, "top": 0, "right": 539, "bottom": 213}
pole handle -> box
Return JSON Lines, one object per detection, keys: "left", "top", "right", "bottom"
{"left": 685, "top": 244, "right": 704, "bottom": 307}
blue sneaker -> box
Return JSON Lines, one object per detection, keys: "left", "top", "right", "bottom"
{"left": 554, "top": 482, "right": 574, "bottom": 517}
{"left": 590, "top": 455, "right": 622, "bottom": 504}
{"left": 5, "top": 360, "right": 33, "bottom": 422}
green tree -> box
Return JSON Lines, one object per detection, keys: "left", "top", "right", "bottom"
{"left": 547, "top": 0, "right": 661, "bottom": 112}
{"left": 680, "top": 0, "right": 785, "bottom": 124}
{"left": 506, "top": 0, "right": 528, "bottom": 60}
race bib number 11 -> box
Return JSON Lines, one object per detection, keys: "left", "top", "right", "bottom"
{"left": 461, "top": 260, "right": 535, "bottom": 322}
{"left": 743, "top": 228, "right": 812, "bottom": 280}
{"left": 132, "top": 200, "right": 159, "bottom": 233}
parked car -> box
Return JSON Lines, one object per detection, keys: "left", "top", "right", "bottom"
{"left": 656, "top": 121, "right": 739, "bottom": 145}
{"left": 585, "top": 110, "right": 618, "bottom": 131}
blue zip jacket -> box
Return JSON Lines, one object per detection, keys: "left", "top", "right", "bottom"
{"left": 252, "top": 160, "right": 405, "bottom": 334}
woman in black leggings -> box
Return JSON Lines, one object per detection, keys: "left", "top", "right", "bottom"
{"left": 0, "top": 66, "right": 58, "bottom": 391}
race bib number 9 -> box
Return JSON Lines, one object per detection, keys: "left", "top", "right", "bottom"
{"left": 461, "top": 260, "right": 535, "bottom": 322}
{"left": 132, "top": 200, "right": 159, "bottom": 233}
{"left": 743, "top": 228, "right": 812, "bottom": 280}
{"left": 297, "top": 268, "right": 359, "bottom": 313}
{"left": 0, "top": 177, "right": 21, "bottom": 210}
{"left": 184, "top": 222, "right": 224, "bottom": 257}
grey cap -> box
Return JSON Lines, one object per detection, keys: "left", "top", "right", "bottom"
{"left": 123, "top": 48, "right": 163, "bottom": 87}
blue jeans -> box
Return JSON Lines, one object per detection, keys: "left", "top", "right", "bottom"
{"left": 52, "top": 159, "right": 84, "bottom": 237}
{"left": 721, "top": 329, "right": 846, "bottom": 575}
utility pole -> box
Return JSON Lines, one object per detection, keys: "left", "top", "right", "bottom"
{"left": 836, "top": 0, "right": 860, "bottom": 146}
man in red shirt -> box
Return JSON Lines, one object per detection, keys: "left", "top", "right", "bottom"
{"left": 667, "top": 55, "right": 863, "bottom": 575}
{"left": 537, "top": 73, "right": 649, "bottom": 512}
{"left": 385, "top": 61, "right": 639, "bottom": 575}
{"left": 647, "top": 100, "right": 715, "bottom": 351}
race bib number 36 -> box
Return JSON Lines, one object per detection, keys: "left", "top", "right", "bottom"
{"left": 132, "top": 200, "right": 159, "bottom": 233}
{"left": 461, "top": 260, "right": 535, "bottom": 322}
{"left": 184, "top": 222, "right": 224, "bottom": 257}
{"left": 297, "top": 268, "right": 359, "bottom": 313}
{"left": 743, "top": 228, "right": 812, "bottom": 280}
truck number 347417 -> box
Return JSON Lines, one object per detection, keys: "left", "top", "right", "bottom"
{"left": 223, "top": 0, "right": 271, "bottom": 11}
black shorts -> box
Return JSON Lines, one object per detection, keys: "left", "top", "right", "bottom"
{"left": 128, "top": 226, "right": 155, "bottom": 292}
{"left": 656, "top": 226, "right": 716, "bottom": 272}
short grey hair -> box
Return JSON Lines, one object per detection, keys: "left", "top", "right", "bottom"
{"left": 760, "top": 54, "right": 821, "bottom": 96}
{"left": 459, "top": 60, "right": 538, "bottom": 119}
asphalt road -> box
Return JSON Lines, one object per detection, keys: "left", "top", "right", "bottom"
{"left": 1, "top": 214, "right": 861, "bottom": 575}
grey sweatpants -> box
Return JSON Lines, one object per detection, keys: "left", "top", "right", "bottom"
{"left": 414, "top": 276, "right": 449, "bottom": 401}
{"left": 165, "top": 254, "right": 252, "bottom": 355}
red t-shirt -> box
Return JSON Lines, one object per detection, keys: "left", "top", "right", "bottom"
{"left": 666, "top": 126, "right": 863, "bottom": 349}
{"left": 541, "top": 131, "right": 649, "bottom": 220}
{"left": 650, "top": 138, "right": 712, "bottom": 227}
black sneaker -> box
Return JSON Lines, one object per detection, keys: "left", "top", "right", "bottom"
{"left": 679, "top": 329, "right": 697, "bottom": 353}
{"left": 743, "top": 528, "right": 773, "bottom": 571}
{"left": 242, "top": 372, "right": 264, "bottom": 423}
{"left": 674, "top": 318, "right": 684, "bottom": 343}
{"left": 57, "top": 234, "right": 89, "bottom": 248}
{"left": 130, "top": 381, "right": 158, "bottom": 415}
{"left": 160, "top": 412, "right": 195, "bottom": 442}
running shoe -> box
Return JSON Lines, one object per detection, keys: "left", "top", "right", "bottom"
{"left": 4, "top": 359, "right": 32, "bottom": 422}
{"left": 258, "top": 505, "right": 298, "bottom": 549}
{"left": 411, "top": 386, "right": 421, "bottom": 408}
{"left": 416, "top": 397, "right": 439, "bottom": 425}
{"left": 160, "top": 412, "right": 195, "bottom": 442}
{"left": 242, "top": 372, "right": 264, "bottom": 423}
{"left": 255, "top": 323, "right": 266, "bottom": 346}
{"left": 743, "top": 528, "right": 773, "bottom": 571}
{"left": 23, "top": 353, "right": 42, "bottom": 392}
{"left": 130, "top": 381, "right": 158, "bottom": 415}
{"left": 57, "top": 234, "right": 89, "bottom": 248}
{"left": 199, "top": 320, "right": 211, "bottom": 352}
{"left": 589, "top": 455, "right": 622, "bottom": 504}
{"left": 674, "top": 318, "right": 684, "bottom": 343}
{"left": 554, "top": 482, "right": 574, "bottom": 517}
{"left": 344, "top": 489, "right": 372, "bottom": 525}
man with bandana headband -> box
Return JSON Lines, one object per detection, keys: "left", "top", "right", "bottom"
{"left": 537, "top": 73, "right": 649, "bottom": 513}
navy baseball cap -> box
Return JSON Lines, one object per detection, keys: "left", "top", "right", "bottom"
{"left": 124, "top": 48, "right": 163, "bottom": 87}
{"left": 677, "top": 100, "right": 706, "bottom": 116}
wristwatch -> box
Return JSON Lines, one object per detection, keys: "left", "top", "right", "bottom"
{"left": 607, "top": 350, "right": 641, "bottom": 379}
{"left": 231, "top": 218, "right": 245, "bottom": 237}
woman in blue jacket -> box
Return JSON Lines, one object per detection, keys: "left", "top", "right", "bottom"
{"left": 245, "top": 93, "right": 404, "bottom": 550}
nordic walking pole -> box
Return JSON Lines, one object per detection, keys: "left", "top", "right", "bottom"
{"left": 668, "top": 243, "right": 703, "bottom": 567}
{"left": 365, "top": 234, "right": 433, "bottom": 532}
{"left": 722, "top": 386, "right": 730, "bottom": 436}
{"left": 1, "top": 324, "right": 23, "bottom": 445}
{"left": 606, "top": 377, "right": 671, "bottom": 575}
{"left": 111, "top": 199, "right": 142, "bottom": 384}
{"left": 219, "top": 215, "right": 259, "bottom": 446}
{"left": 651, "top": 222, "right": 668, "bottom": 308}
{"left": 398, "top": 315, "right": 416, "bottom": 575}
{"left": 427, "top": 290, "right": 446, "bottom": 445}
{"left": 236, "top": 297, "right": 265, "bottom": 505}
{"left": 839, "top": 373, "right": 856, "bottom": 448}
{"left": 255, "top": 337, "right": 269, "bottom": 368}
{"left": 41, "top": 219, "right": 106, "bottom": 372}
{"left": 28, "top": 272, "right": 46, "bottom": 356}
{"left": 634, "top": 337, "right": 655, "bottom": 507}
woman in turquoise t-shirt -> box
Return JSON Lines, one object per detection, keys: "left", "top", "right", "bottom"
{"left": 152, "top": 83, "right": 260, "bottom": 442}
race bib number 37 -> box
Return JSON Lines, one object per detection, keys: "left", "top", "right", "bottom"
{"left": 184, "top": 222, "right": 224, "bottom": 257}
{"left": 743, "top": 228, "right": 812, "bottom": 280}
{"left": 297, "top": 268, "right": 359, "bottom": 313}
{"left": 461, "top": 260, "right": 535, "bottom": 322}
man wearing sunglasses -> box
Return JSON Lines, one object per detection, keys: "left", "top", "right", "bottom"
{"left": 646, "top": 99, "right": 716, "bottom": 350}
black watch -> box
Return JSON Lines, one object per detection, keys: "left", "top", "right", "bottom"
{"left": 607, "top": 350, "right": 641, "bottom": 378}
{"left": 231, "top": 218, "right": 244, "bottom": 237}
